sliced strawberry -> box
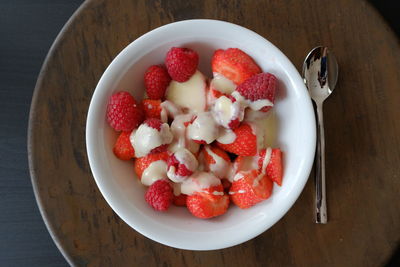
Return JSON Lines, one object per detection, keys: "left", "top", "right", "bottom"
{"left": 186, "top": 185, "right": 229, "bottom": 219}
{"left": 216, "top": 123, "right": 257, "bottom": 156}
{"left": 203, "top": 145, "right": 231, "bottom": 164}
{"left": 258, "top": 148, "right": 283, "bottom": 186}
{"left": 229, "top": 170, "right": 273, "bottom": 209}
{"left": 134, "top": 151, "right": 169, "bottom": 179}
{"left": 201, "top": 145, "right": 232, "bottom": 179}
{"left": 173, "top": 194, "right": 187, "bottom": 207}
{"left": 113, "top": 131, "right": 135, "bottom": 160}
{"left": 142, "top": 99, "right": 162, "bottom": 119}
{"left": 211, "top": 48, "right": 261, "bottom": 85}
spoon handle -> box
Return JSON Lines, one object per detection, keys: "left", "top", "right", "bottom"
{"left": 315, "top": 103, "right": 327, "bottom": 224}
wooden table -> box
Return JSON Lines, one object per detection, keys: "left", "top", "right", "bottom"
{"left": 28, "top": 0, "right": 400, "bottom": 266}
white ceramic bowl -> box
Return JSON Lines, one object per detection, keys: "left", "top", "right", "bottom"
{"left": 86, "top": 19, "right": 316, "bottom": 250}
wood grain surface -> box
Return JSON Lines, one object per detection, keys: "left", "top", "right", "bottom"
{"left": 28, "top": 0, "right": 400, "bottom": 266}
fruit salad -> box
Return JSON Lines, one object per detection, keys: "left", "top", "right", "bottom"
{"left": 106, "top": 47, "right": 283, "bottom": 219}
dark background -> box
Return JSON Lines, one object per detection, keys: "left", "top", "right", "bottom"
{"left": 0, "top": 0, "right": 398, "bottom": 266}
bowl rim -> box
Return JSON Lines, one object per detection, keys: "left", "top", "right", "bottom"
{"left": 86, "top": 19, "right": 316, "bottom": 250}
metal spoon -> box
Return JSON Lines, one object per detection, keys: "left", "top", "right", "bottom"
{"left": 302, "top": 46, "right": 338, "bottom": 224}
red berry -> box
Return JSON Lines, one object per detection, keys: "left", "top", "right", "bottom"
{"left": 113, "top": 131, "right": 135, "bottom": 160}
{"left": 167, "top": 154, "right": 193, "bottom": 178}
{"left": 149, "top": 144, "right": 169, "bottom": 154}
{"left": 145, "top": 180, "right": 173, "bottom": 211}
{"left": 144, "top": 65, "right": 171, "bottom": 99}
{"left": 229, "top": 170, "right": 273, "bottom": 209}
{"left": 216, "top": 123, "right": 257, "bottom": 156}
{"left": 173, "top": 194, "right": 187, "bottom": 207}
{"left": 142, "top": 99, "right": 162, "bottom": 119}
{"left": 211, "top": 48, "right": 261, "bottom": 85}
{"left": 106, "top": 91, "right": 144, "bottom": 132}
{"left": 134, "top": 152, "right": 169, "bottom": 179}
{"left": 186, "top": 185, "right": 229, "bottom": 219}
{"left": 165, "top": 47, "right": 199, "bottom": 82}
{"left": 235, "top": 72, "right": 276, "bottom": 112}
{"left": 144, "top": 118, "right": 163, "bottom": 131}
{"left": 258, "top": 148, "right": 283, "bottom": 186}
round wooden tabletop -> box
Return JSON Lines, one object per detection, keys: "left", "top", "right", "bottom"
{"left": 28, "top": 0, "right": 400, "bottom": 266}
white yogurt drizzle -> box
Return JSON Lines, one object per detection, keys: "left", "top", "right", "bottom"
{"left": 167, "top": 148, "right": 198, "bottom": 183}
{"left": 141, "top": 160, "right": 168, "bottom": 186}
{"left": 211, "top": 73, "right": 237, "bottom": 94}
{"left": 130, "top": 123, "right": 173, "bottom": 157}
{"left": 187, "top": 112, "right": 219, "bottom": 144}
{"left": 216, "top": 128, "right": 236, "bottom": 144}
{"left": 180, "top": 171, "right": 221, "bottom": 195}
{"left": 169, "top": 114, "right": 200, "bottom": 154}
{"left": 160, "top": 100, "right": 182, "bottom": 123}
{"left": 253, "top": 147, "right": 272, "bottom": 187}
{"left": 204, "top": 145, "right": 231, "bottom": 179}
{"left": 231, "top": 91, "right": 274, "bottom": 111}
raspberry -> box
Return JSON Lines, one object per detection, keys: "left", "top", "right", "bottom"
{"left": 165, "top": 47, "right": 199, "bottom": 82}
{"left": 167, "top": 154, "right": 193, "bottom": 178}
{"left": 106, "top": 91, "right": 144, "bottom": 132}
{"left": 149, "top": 144, "right": 168, "bottom": 154}
{"left": 145, "top": 180, "right": 173, "bottom": 211}
{"left": 144, "top": 118, "right": 163, "bottom": 131}
{"left": 235, "top": 73, "right": 276, "bottom": 112}
{"left": 144, "top": 65, "right": 171, "bottom": 99}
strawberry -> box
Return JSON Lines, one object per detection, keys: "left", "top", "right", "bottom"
{"left": 173, "top": 194, "right": 187, "bottom": 207}
{"left": 138, "top": 118, "right": 171, "bottom": 155}
{"left": 186, "top": 185, "right": 229, "bottom": 219}
{"left": 258, "top": 148, "right": 283, "bottom": 186}
{"left": 229, "top": 169, "right": 273, "bottom": 209}
{"left": 142, "top": 99, "right": 162, "bottom": 119}
{"left": 144, "top": 65, "right": 171, "bottom": 100}
{"left": 113, "top": 131, "right": 135, "bottom": 160}
{"left": 106, "top": 91, "right": 144, "bottom": 132}
{"left": 211, "top": 48, "right": 261, "bottom": 85}
{"left": 134, "top": 151, "right": 169, "bottom": 179}
{"left": 216, "top": 123, "right": 257, "bottom": 156}
{"left": 202, "top": 145, "right": 232, "bottom": 179}
{"left": 145, "top": 180, "right": 173, "bottom": 211}
{"left": 235, "top": 72, "right": 276, "bottom": 112}
{"left": 221, "top": 179, "right": 232, "bottom": 193}
{"left": 165, "top": 47, "right": 199, "bottom": 82}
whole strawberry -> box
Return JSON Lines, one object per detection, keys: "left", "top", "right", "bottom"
{"left": 144, "top": 65, "right": 171, "bottom": 99}
{"left": 235, "top": 72, "right": 276, "bottom": 112}
{"left": 165, "top": 47, "right": 199, "bottom": 82}
{"left": 106, "top": 91, "right": 144, "bottom": 132}
{"left": 145, "top": 179, "right": 173, "bottom": 211}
